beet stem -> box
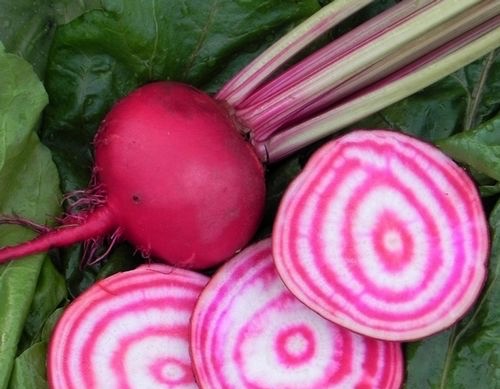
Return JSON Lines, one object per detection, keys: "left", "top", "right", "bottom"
{"left": 0, "top": 207, "right": 115, "bottom": 264}
{"left": 216, "top": 0, "right": 374, "bottom": 105}
{"left": 260, "top": 23, "right": 500, "bottom": 162}
{"left": 238, "top": 0, "right": 488, "bottom": 140}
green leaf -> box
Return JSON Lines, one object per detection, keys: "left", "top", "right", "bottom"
{"left": 18, "top": 258, "right": 66, "bottom": 350}
{"left": 260, "top": 156, "right": 303, "bottom": 238}
{"left": 0, "top": 0, "right": 102, "bottom": 78}
{"left": 378, "top": 50, "right": 500, "bottom": 142}
{"left": 41, "top": 0, "right": 320, "bottom": 191}
{"left": 436, "top": 115, "right": 500, "bottom": 182}
{"left": 461, "top": 50, "right": 500, "bottom": 131}
{"left": 480, "top": 182, "right": 500, "bottom": 198}
{"left": 8, "top": 307, "right": 65, "bottom": 389}
{"left": 0, "top": 42, "right": 61, "bottom": 388}
{"left": 40, "top": 307, "right": 65, "bottom": 341}
{"left": 8, "top": 342, "right": 48, "bottom": 389}
{"left": 380, "top": 76, "right": 469, "bottom": 141}
{"left": 56, "top": 242, "right": 139, "bottom": 298}
{"left": 404, "top": 200, "right": 500, "bottom": 389}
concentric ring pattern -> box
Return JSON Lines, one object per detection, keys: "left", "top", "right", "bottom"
{"left": 191, "top": 239, "right": 403, "bottom": 388}
{"left": 48, "top": 264, "right": 208, "bottom": 389}
{"left": 273, "top": 130, "right": 489, "bottom": 341}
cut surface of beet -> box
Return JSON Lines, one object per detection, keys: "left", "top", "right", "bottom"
{"left": 190, "top": 239, "right": 403, "bottom": 388}
{"left": 48, "top": 264, "right": 208, "bottom": 389}
{"left": 273, "top": 129, "right": 489, "bottom": 341}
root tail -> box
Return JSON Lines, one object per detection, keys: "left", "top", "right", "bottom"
{"left": 0, "top": 207, "right": 115, "bottom": 264}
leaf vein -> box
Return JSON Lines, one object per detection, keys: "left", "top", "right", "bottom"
{"left": 438, "top": 232, "right": 500, "bottom": 389}
{"left": 183, "top": 0, "right": 220, "bottom": 79}
{"left": 149, "top": 0, "right": 160, "bottom": 79}
{"left": 464, "top": 50, "right": 498, "bottom": 131}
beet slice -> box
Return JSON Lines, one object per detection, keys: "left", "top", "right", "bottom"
{"left": 273, "top": 129, "right": 489, "bottom": 341}
{"left": 190, "top": 239, "right": 403, "bottom": 388}
{"left": 48, "top": 264, "right": 208, "bottom": 388}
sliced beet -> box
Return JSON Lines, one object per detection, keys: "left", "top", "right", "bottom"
{"left": 190, "top": 239, "right": 403, "bottom": 388}
{"left": 273, "top": 129, "right": 489, "bottom": 341}
{"left": 48, "top": 264, "right": 208, "bottom": 388}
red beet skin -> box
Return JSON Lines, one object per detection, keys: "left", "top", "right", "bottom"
{"left": 0, "top": 82, "right": 266, "bottom": 269}
{"left": 94, "top": 82, "right": 265, "bottom": 268}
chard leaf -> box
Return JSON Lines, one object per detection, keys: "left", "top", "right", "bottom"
{"left": 8, "top": 308, "right": 65, "bottom": 389}
{"left": 17, "top": 258, "right": 66, "bottom": 351}
{"left": 460, "top": 50, "right": 500, "bottom": 131}
{"left": 41, "top": 0, "right": 320, "bottom": 192}
{"left": 0, "top": 42, "right": 61, "bottom": 388}
{"left": 8, "top": 342, "right": 48, "bottom": 389}
{"left": 404, "top": 200, "right": 500, "bottom": 389}
{"left": 436, "top": 115, "right": 500, "bottom": 182}
{"left": 481, "top": 182, "right": 500, "bottom": 198}
{"left": 378, "top": 49, "right": 500, "bottom": 142}
{"left": 0, "top": 0, "right": 102, "bottom": 78}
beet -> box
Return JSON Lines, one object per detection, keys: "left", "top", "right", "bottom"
{"left": 0, "top": 82, "right": 266, "bottom": 269}
{"left": 48, "top": 263, "right": 208, "bottom": 388}
{"left": 273, "top": 130, "right": 489, "bottom": 341}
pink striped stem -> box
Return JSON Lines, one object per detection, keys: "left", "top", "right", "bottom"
{"left": 48, "top": 264, "right": 209, "bottom": 389}
{"left": 236, "top": 0, "right": 485, "bottom": 141}
{"left": 343, "top": 15, "right": 500, "bottom": 105}
{"left": 216, "top": 0, "right": 375, "bottom": 106}
{"left": 190, "top": 239, "right": 403, "bottom": 388}
{"left": 237, "top": 0, "right": 436, "bottom": 139}
{"left": 237, "top": 0, "right": 435, "bottom": 109}
{"left": 260, "top": 21, "right": 500, "bottom": 162}
{"left": 245, "top": 1, "right": 498, "bottom": 137}
{"left": 273, "top": 130, "right": 489, "bottom": 341}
